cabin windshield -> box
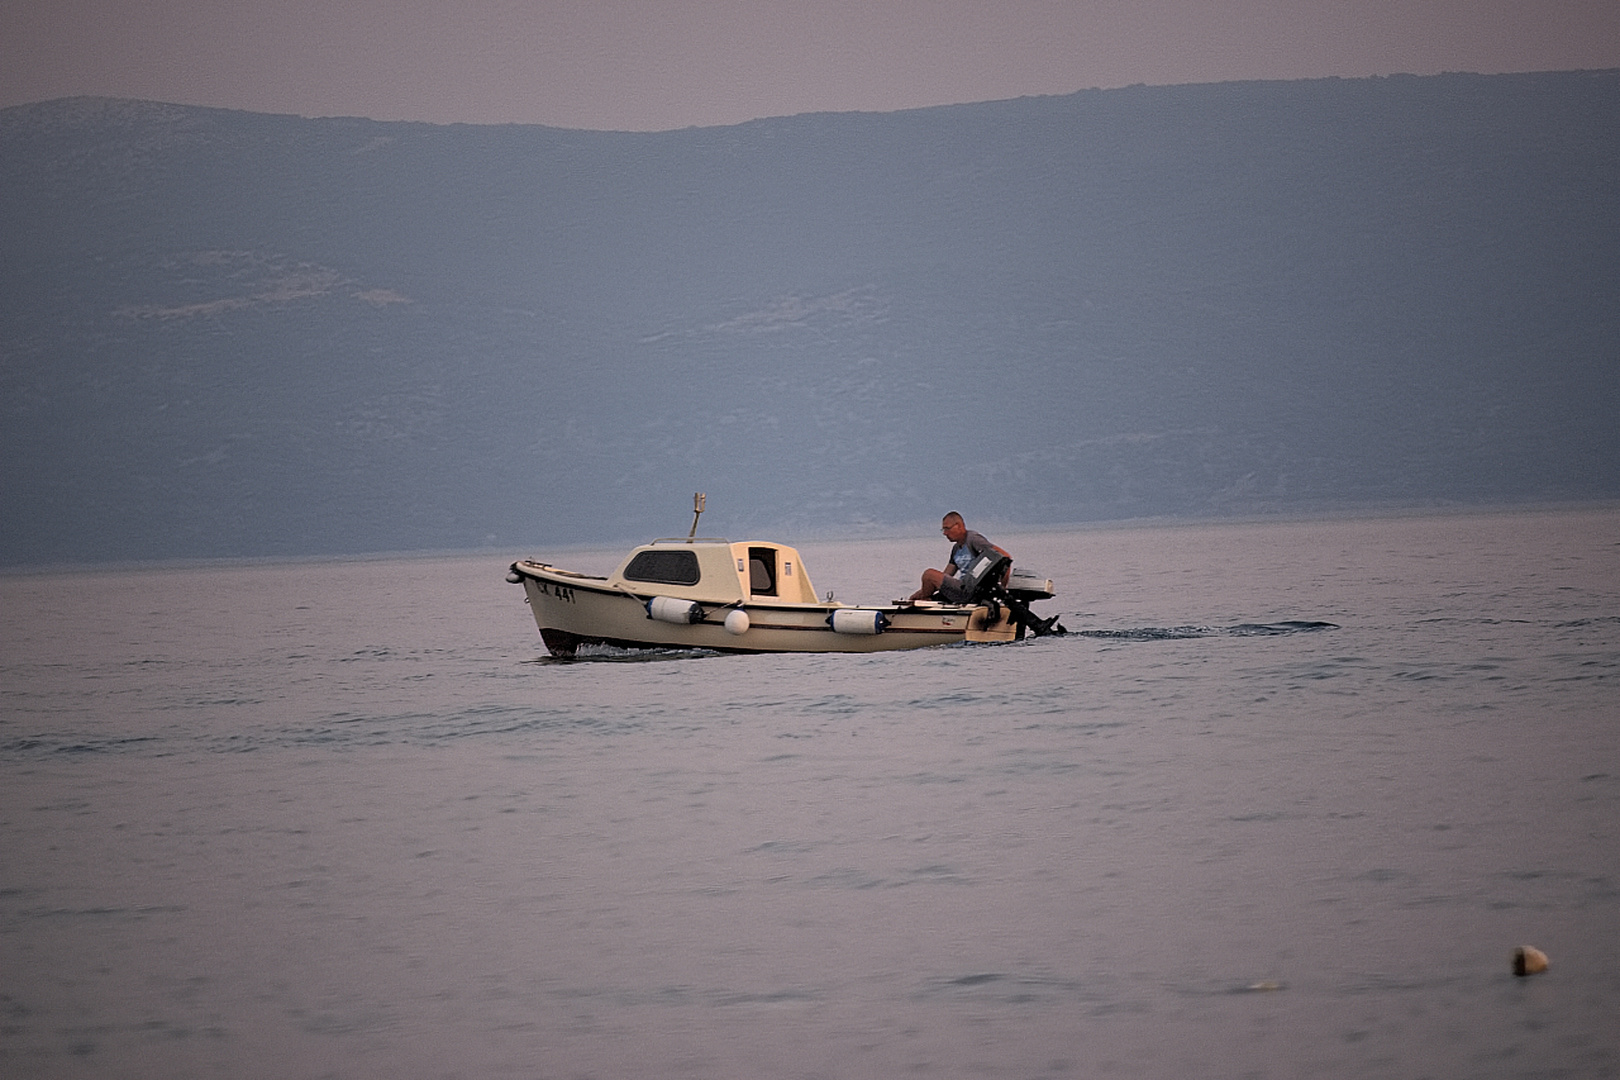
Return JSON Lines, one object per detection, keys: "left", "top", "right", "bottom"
{"left": 623, "top": 549, "right": 701, "bottom": 585}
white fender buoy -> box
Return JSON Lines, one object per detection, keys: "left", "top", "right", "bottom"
{"left": 724, "top": 609, "right": 750, "bottom": 635}
{"left": 829, "top": 608, "right": 888, "bottom": 635}
{"left": 646, "top": 596, "right": 704, "bottom": 624}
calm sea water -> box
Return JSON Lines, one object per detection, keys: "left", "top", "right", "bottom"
{"left": 3, "top": 509, "right": 1618, "bottom": 1079}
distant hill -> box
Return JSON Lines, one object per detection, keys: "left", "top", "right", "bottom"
{"left": 2, "top": 72, "right": 1617, "bottom": 565}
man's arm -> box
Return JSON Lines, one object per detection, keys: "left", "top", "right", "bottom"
{"left": 982, "top": 538, "right": 1012, "bottom": 586}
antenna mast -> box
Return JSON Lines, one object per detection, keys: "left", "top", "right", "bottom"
{"left": 687, "top": 492, "right": 706, "bottom": 541}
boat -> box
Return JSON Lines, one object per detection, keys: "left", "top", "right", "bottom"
{"left": 506, "top": 495, "right": 1065, "bottom": 658}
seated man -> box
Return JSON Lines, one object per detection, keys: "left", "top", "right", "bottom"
{"left": 908, "top": 512, "right": 1011, "bottom": 603}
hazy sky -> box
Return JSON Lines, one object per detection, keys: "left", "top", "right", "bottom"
{"left": 4, "top": 0, "right": 1618, "bottom": 130}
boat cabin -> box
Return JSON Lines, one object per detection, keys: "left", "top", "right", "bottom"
{"left": 606, "top": 539, "right": 820, "bottom": 606}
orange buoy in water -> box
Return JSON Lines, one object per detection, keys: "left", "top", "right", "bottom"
{"left": 1513, "top": 946, "right": 1549, "bottom": 976}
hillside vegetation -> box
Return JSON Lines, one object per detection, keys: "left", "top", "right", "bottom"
{"left": 2, "top": 72, "right": 1617, "bottom": 563}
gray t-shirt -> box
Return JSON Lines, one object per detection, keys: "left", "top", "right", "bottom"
{"left": 950, "top": 530, "right": 997, "bottom": 576}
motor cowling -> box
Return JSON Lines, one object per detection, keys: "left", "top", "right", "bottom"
{"left": 958, "top": 552, "right": 1012, "bottom": 604}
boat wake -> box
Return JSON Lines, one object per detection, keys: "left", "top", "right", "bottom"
{"left": 1074, "top": 620, "right": 1338, "bottom": 641}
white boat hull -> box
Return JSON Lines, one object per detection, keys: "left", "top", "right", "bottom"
{"left": 510, "top": 560, "right": 1014, "bottom": 656}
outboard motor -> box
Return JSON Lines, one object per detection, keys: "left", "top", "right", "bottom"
{"left": 962, "top": 552, "right": 1067, "bottom": 638}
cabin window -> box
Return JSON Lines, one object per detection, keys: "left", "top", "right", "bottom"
{"left": 748, "top": 547, "right": 777, "bottom": 596}
{"left": 623, "top": 549, "right": 700, "bottom": 585}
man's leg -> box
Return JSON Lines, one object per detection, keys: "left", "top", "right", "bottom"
{"left": 908, "top": 568, "right": 945, "bottom": 602}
